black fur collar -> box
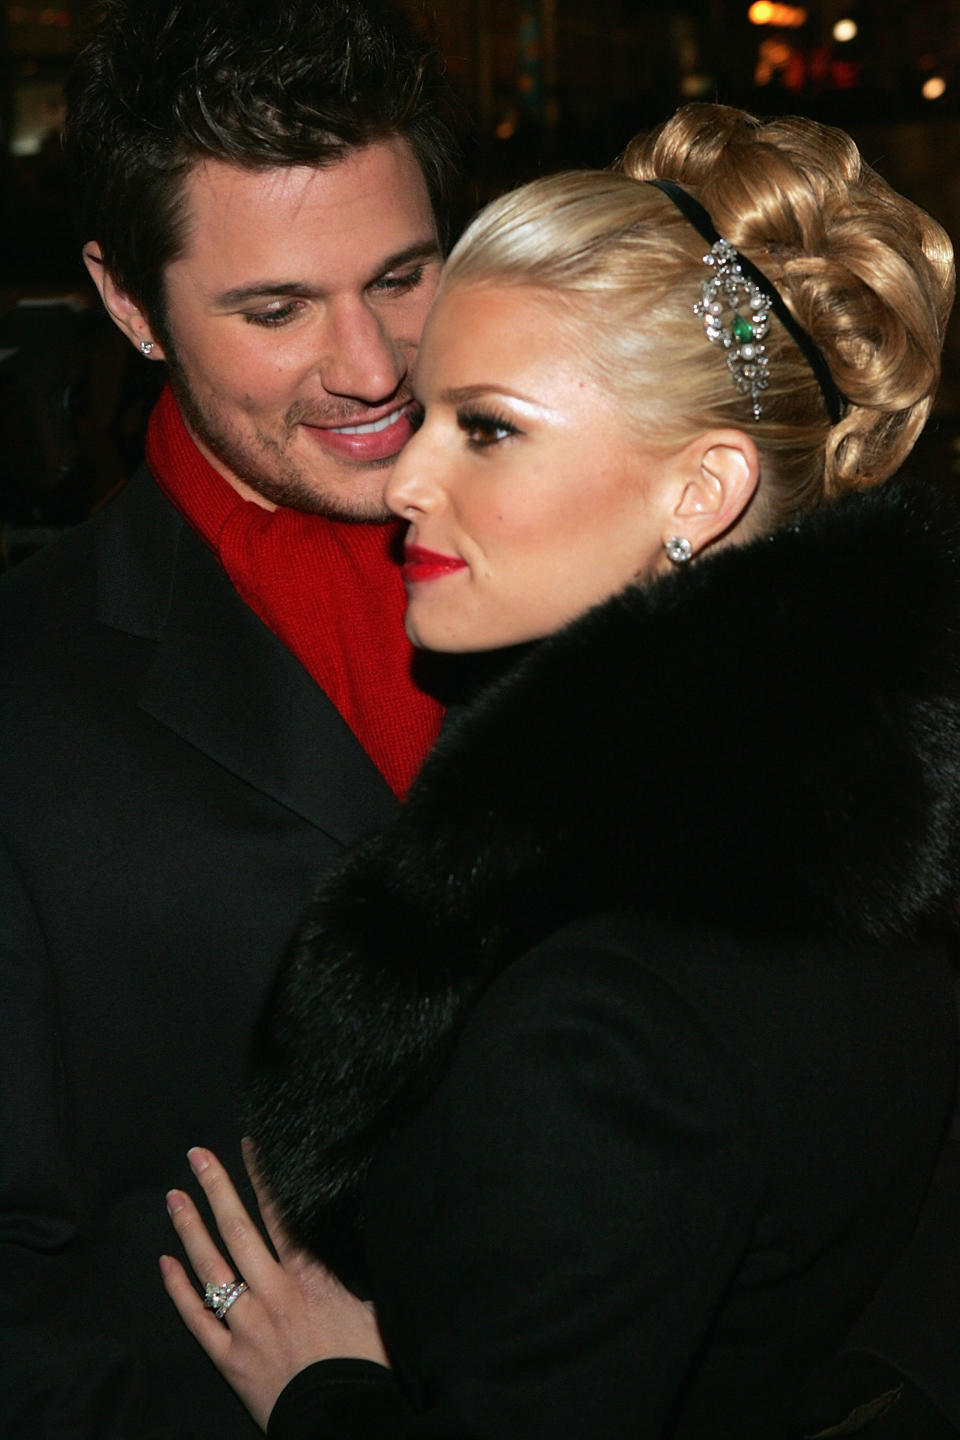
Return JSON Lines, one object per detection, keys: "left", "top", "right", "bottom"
{"left": 249, "top": 471, "right": 960, "bottom": 1279}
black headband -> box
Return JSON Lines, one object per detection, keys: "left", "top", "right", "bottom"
{"left": 648, "top": 178, "right": 845, "bottom": 426}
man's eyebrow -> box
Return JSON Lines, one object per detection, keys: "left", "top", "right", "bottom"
{"left": 213, "top": 240, "right": 442, "bottom": 308}
{"left": 376, "top": 240, "right": 443, "bottom": 273}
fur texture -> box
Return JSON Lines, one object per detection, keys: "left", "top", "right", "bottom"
{"left": 248, "top": 470, "right": 960, "bottom": 1281}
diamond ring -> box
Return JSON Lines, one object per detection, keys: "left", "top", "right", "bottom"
{"left": 203, "top": 1278, "right": 249, "bottom": 1321}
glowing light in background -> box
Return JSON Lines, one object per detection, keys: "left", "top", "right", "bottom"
{"left": 922, "top": 76, "right": 947, "bottom": 100}
{"left": 833, "top": 19, "right": 858, "bottom": 43}
{"left": 748, "top": 2, "right": 808, "bottom": 26}
{"left": 755, "top": 37, "right": 793, "bottom": 86}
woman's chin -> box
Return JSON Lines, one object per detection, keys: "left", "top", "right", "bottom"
{"left": 404, "top": 605, "right": 469, "bottom": 654}
{"left": 405, "top": 616, "right": 498, "bottom": 655}
{"left": 404, "top": 615, "right": 460, "bottom": 654}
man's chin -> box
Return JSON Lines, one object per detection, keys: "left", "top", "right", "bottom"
{"left": 198, "top": 449, "right": 395, "bottom": 522}
{"left": 261, "top": 479, "right": 396, "bottom": 523}
{"left": 167, "top": 378, "right": 396, "bottom": 521}
{"left": 248, "top": 456, "right": 401, "bottom": 522}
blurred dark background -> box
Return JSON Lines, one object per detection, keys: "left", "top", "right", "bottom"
{"left": 2, "top": 0, "right": 959, "bottom": 567}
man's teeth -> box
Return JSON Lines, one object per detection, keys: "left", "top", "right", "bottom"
{"left": 331, "top": 406, "right": 406, "bottom": 436}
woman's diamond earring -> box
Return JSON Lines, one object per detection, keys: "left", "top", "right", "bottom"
{"left": 664, "top": 536, "right": 693, "bottom": 565}
{"left": 139, "top": 339, "right": 155, "bottom": 356}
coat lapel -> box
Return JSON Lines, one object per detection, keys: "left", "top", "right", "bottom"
{"left": 95, "top": 468, "right": 398, "bottom": 846}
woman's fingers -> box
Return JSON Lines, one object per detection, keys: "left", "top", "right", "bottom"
{"left": 159, "top": 1251, "right": 231, "bottom": 1363}
{"left": 242, "top": 1136, "right": 295, "bottom": 1265}
{"left": 184, "top": 1146, "right": 279, "bottom": 1294}
{"left": 165, "top": 1183, "right": 236, "bottom": 1292}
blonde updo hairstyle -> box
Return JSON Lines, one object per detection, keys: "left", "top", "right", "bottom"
{"left": 441, "top": 103, "right": 954, "bottom": 531}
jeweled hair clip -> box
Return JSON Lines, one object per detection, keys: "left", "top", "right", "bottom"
{"left": 647, "top": 179, "right": 845, "bottom": 426}
{"left": 695, "top": 238, "right": 771, "bottom": 420}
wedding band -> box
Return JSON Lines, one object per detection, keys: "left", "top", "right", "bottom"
{"left": 203, "top": 1278, "right": 248, "bottom": 1320}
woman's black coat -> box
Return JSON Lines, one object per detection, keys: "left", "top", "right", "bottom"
{"left": 250, "top": 471, "right": 960, "bottom": 1439}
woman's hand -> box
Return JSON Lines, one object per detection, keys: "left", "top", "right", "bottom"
{"left": 161, "top": 1143, "right": 388, "bottom": 1432}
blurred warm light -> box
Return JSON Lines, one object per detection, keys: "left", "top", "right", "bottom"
{"left": 833, "top": 19, "right": 857, "bottom": 43}
{"left": 10, "top": 81, "right": 66, "bottom": 156}
{"left": 755, "top": 37, "right": 793, "bottom": 85}
{"left": 748, "top": 2, "right": 807, "bottom": 26}
{"left": 922, "top": 76, "right": 947, "bottom": 100}
{"left": 10, "top": 3, "right": 72, "bottom": 26}
{"left": 680, "top": 73, "right": 714, "bottom": 97}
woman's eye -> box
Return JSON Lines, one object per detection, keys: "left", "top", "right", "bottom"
{"left": 244, "top": 301, "right": 303, "bottom": 328}
{"left": 459, "top": 410, "right": 520, "bottom": 448}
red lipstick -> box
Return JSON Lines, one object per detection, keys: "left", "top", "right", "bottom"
{"left": 402, "top": 545, "right": 468, "bottom": 584}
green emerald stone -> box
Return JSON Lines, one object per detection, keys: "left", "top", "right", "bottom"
{"left": 732, "top": 313, "right": 754, "bottom": 343}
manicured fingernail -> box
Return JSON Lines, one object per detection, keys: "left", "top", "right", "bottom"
{"left": 166, "top": 1189, "right": 186, "bottom": 1215}
{"left": 158, "top": 1254, "right": 174, "bottom": 1275}
{"left": 187, "top": 1147, "right": 210, "bottom": 1173}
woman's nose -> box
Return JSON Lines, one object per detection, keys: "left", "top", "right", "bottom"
{"left": 385, "top": 422, "right": 436, "bottom": 519}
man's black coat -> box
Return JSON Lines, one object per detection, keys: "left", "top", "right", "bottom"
{"left": 0, "top": 467, "right": 397, "bottom": 1438}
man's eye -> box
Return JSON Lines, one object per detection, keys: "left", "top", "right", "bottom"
{"left": 244, "top": 301, "right": 302, "bottom": 328}
{"left": 371, "top": 264, "right": 426, "bottom": 295}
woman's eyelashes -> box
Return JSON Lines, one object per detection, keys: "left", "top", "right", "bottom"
{"left": 457, "top": 407, "right": 521, "bottom": 449}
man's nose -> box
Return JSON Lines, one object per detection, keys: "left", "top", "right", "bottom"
{"left": 319, "top": 299, "right": 407, "bottom": 402}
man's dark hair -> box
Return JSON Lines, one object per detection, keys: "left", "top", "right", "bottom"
{"left": 63, "top": 0, "right": 459, "bottom": 336}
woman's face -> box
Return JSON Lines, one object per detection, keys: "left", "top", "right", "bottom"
{"left": 385, "top": 283, "right": 679, "bottom": 652}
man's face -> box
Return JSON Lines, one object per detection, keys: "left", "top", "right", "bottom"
{"left": 156, "top": 139, "right": 442, "bottom": 519}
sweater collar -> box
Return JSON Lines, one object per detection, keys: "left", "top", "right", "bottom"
{"left": 144, "top": 386, "right": 443, "bottom": 797}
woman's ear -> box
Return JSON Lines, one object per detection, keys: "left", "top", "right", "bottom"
{"left": 665, "top": 430, "right": 760, "bottom": 559}
{"left": 83, "top": 242, "right": 166, "bottom": 360}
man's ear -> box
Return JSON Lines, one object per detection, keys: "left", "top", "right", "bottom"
{"left": 665, "top": 429, "right": 760, "bottom": 559}
{"left": 83, "top": 242, "right": 166, "bottom": 360}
